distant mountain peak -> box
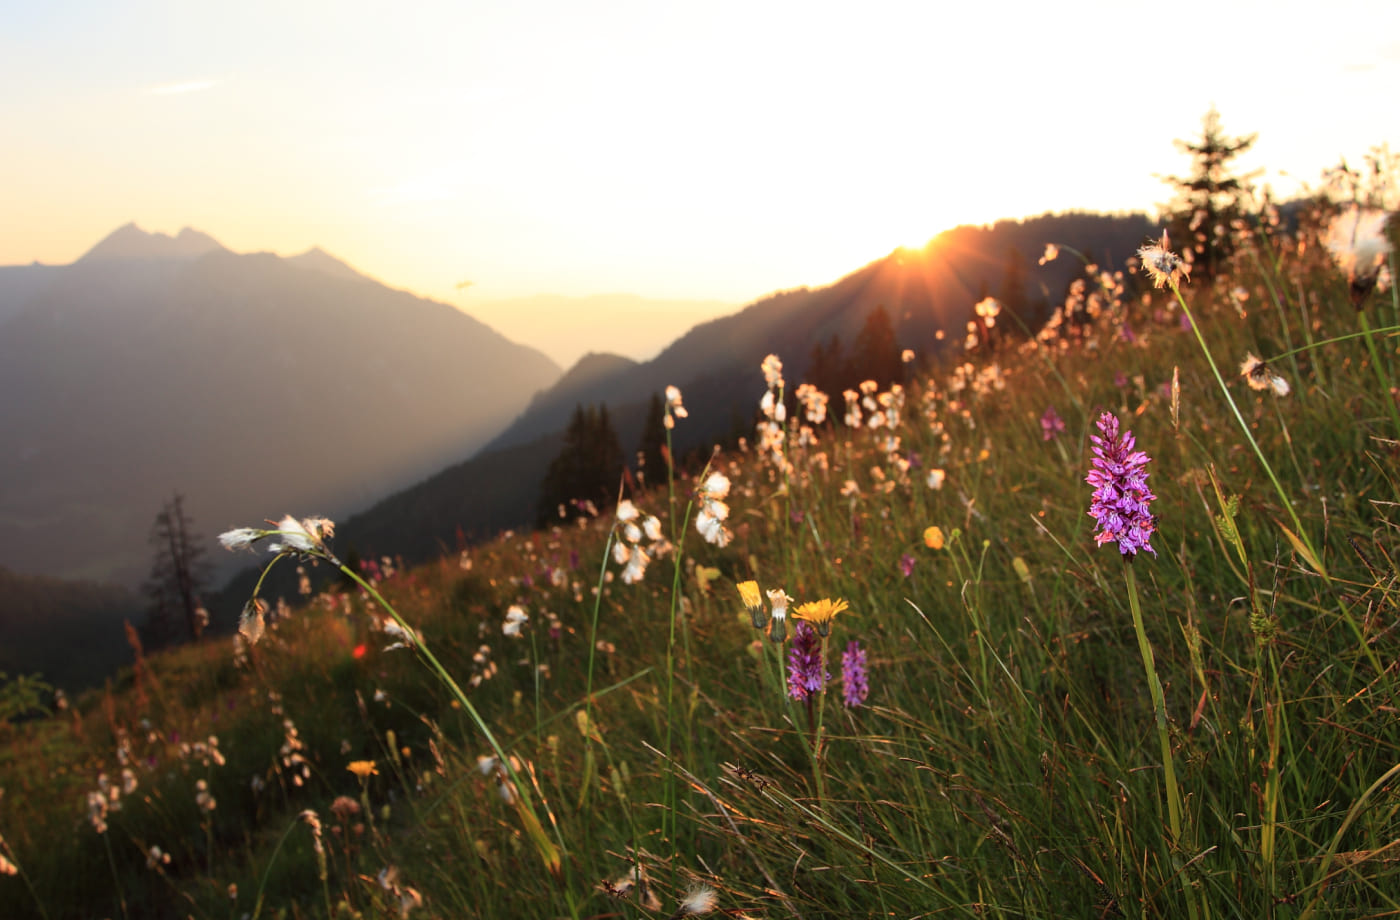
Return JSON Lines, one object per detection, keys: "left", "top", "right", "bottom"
{"left": 79, "top": 223, "right": 227, "bottom": 263}
{"left": 285, "top": 246, "right": 369, "bottom": 283}
{"left": 568, "top": 351, "right": 639, "bottom": 374}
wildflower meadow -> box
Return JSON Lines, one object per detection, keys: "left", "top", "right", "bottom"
{"left": 2, "top": 189, "right": 1399, "bottom": 920}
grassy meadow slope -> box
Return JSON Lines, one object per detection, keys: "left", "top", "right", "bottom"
{"left": 1, "top": 198, "right": 1398, "bottom": 919}
{"left": 0, "top": 568, "right": 142, "bottom": 692}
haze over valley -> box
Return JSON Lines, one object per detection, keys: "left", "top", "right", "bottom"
{"left": 0, "top": 223, "right": 559, "bottom": 588}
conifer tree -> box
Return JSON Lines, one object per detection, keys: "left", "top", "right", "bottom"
{"left": 141, "top": 493, "right": 210, "bottom": 647}
{"left": 808, "top": 334, "right": 847, "bottom": 398}
{"left": 997, "top": 246, "right": 1030, "bottom": 329}
{"left": 849, "top": 304, "right": 904, "bottom": 388}
{"left": 636, "top": 392, "right": 668, "bottom": 487}
{"left": 1161, "top": 107, "right": 1259, "bottom": 280}
{"left": 537, "top": 404, "right": 624, "bottom": 525}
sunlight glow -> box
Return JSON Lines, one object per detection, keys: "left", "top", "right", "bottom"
{"left": 146, "top": 81, "right": 216, "bottom": 96}
{"left": 0, "top": 0, "right": 1396, "bottom": 311}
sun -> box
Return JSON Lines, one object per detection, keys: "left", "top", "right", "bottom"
{"left": 885, "top": 216, "right": 937, "bottom": 254}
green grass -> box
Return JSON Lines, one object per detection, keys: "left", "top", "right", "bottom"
{"left": 3, "top": 201, "right": 1399, "bottom": 919}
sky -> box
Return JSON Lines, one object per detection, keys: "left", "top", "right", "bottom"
{"left": 3, "top": 0, "right": 1398, "bottom": 335}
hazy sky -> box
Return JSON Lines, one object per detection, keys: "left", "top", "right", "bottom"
{"left": 3, "top": 0, "right": 1397, "bottom": 315}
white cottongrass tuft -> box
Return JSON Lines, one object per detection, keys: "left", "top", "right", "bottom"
{"left": 268, "top": 515, "right": 334, "bottom": 554}
{"left": 218, "top": 527, "right": 261, "bottom": 551}
{"left": 664, "top": 385, "right": 688, "bottom": 429}
{"left": 695, "top": 471, "right": 733, "bottom": 546}
{"left": 1240, "top": 353, "right": 1291, "bottom": 397}
{"left": 672, "top": 884, "right": 718, "bottom": 918}
{"left": 502, "top": 605, "right": 529, "bottom": 638}
{"left": 1138, "top": 231, "right": 1190, "bottom": 290}
{"left": 761, "top": 354, "right": 784, "bottom": 390}
{"left": 238, "top": 599, "right": 267, "bottom": 646}
{"left": 1324, "top": 206, "right": 1393, "bottom": 306}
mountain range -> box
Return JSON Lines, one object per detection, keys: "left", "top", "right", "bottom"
{"left": 0, "top": 223, "right": 560, "bottom": 589}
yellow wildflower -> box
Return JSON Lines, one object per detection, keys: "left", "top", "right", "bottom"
{"left": 923, "top": 526, "right": 945, "bottom": 550}
{"left": 737, "top": 580, "right": 767, "bottom": 629}
{"left": 347, "top": 760, "right": 378, "bottom": 779}
{"left": 792, "top": 598, "right": 850, "bottom": 637}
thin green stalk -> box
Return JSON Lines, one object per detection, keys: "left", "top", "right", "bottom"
{"left": 101, "top": 830, "right": 129, "bottom": 920}
{"left": 661, "top": 411, "right": 680, "bottom": 862}
{"left": 660, "top": 423, "right": 703, "bottom": 871}
{"left": 1358, "top": 310, "right": 1400, "bottom": 436}
{"left": 1249, "top": 243, "right": 1307, "bottom": 387}
{"left": 1169, "top": 281, "right": 1321, "bottom": 571}
{"left": 764, "top": 788, "right": 961, "bottom": 906}
{"left": 249, "top": 815, "right": 303, "bottom": 920}
{"left": 1297, "top": 761, "right": 1400, "bottom": 920}
{"left": 583, "top": 524, "right": 617, "bottom": 732}
{"left": 1266, "top": 324, "right": 1400, "bottom": 363}
{"left": 0, "top": 841, "right": 51, "bottom": 920}
{"left": 1123, "top": 558, "right": 1197, "bottom": 920}
{"left": 809, "top": 635, "right": 829, "bottom": 805}
{"left": 312, "top": 823, "right": 333, "bottom": 920}
{"left": 1258, "top": 648, "right": 1286, "bottom": 915}
{"left": 335, "top": 563, "right": 568, "bottom": 891}
{"left": 530, "top": 629, "right": 543, "bottom": 740}
{"left": 1388, "top": 249, "right": 1400, "bottom": 330}
{"left": 572, "top": 514, "right": 617, "bottom": 883}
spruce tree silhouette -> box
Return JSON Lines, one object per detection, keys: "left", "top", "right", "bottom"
{"left": 141, "top": 493, "right": 210, "bottom": 647}
{"left": 636, "top": 392, "right": 668, "bottom": 489}
{"left": 1161, "top": 107, "right": 1259, "bottom": 280}
{"left": 849, "top": 305, "right": 904, "bottom": 388}
{"left": 537, "top": 404, "right": 624, "bottom": 526}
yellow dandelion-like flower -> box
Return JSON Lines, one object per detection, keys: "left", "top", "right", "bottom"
{"left": 792, "top": 597, "right": 850, "bottom": 637}
{"left": 923, "top": 526, "right": 945, "bottom": 550}
{"left": 347, "top": 760, "right": 379, "bottom": 779}
{"left": 736, "top": 580, "right": 767, "bottom": 629}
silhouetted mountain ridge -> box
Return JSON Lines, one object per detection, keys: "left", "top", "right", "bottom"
{"left": 0, "top": 226, "right": 561, "bottom": 590}
{"left": 285, "top": 246, "right": 374, "bottom": 283}
{"left": 79, "top": 222, "right": 226, "bottom": 262}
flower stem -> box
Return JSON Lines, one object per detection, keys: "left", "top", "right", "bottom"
{"left": 811, "top": 637, "right": 828, "bottom": 805}
{"left": 0, "top": 844, "right": 50, "bottom": 920}
{"left": 249, "top": 814, "right": 303, "bottom": 920}
{"left": 101, "top": 830, "right": 128, "bottom": 920}
{"left": 1358, "top": 310, "right": 1400, "bottom": 437}
{"left": 338, "top": 564, "right": 564, "bottom": 878}
{"left": 1266, "top": 324, "right": 1400, "bottom": 363}
{"left": 1170, "top": 282, "right": 1322, "bottom": 571}
{"left": 1123, "top": 558, "right": 1196, "bottom": 920}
